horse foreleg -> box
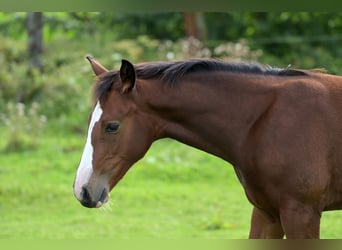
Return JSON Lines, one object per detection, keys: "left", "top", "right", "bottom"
{"left": 280, "top": 200, "right": 321, "bottom": 239}
{"left": 249, "top": 206, "right": 284, "bottom": 239}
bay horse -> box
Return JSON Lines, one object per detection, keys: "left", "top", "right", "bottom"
{"left": 73, "top": 56, "right": 342, "bottom": 239}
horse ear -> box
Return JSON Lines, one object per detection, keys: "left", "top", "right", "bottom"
{"left": 120, "top": 59, "right": 136, "bottom": 94}
{"left": 86, "top": 56, "right": 108, "bottom": 76}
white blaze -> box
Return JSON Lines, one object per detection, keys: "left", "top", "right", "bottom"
{"left": 74, "top": 101, "right": 103, "bottom": 199}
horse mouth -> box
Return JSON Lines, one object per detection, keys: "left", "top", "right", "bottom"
{"left": 96, "top": 188, "right": 109, "bottom": 208}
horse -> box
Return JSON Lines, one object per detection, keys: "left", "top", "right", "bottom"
{"left": 73, "top": 56, "right": 342, "bottom": 239}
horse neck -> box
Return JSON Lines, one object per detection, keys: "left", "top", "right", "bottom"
{"left": 138, "top": 73, "right": 275, "bottom": 164}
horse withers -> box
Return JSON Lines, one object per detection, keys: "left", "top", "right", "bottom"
{"left": 73, "top": 56, "right": 342, "bottom": 238}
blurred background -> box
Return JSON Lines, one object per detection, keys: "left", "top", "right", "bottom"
{"left": 0, "top": 12, "right": 342, "bottom": 239}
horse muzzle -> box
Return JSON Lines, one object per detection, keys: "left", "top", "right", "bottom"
{"left": 76, "top": 185, "right": 109, "bottom": 208}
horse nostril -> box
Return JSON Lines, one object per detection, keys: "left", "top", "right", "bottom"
{"left": 81, "top": 186, "right": 89, "bottom": 200}
{"left": 81, "top": 186, "right": 92, "bottom": 206}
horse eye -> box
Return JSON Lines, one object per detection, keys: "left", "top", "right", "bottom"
{"left": 105, "top": 122, "right": 120, "bottom": 134}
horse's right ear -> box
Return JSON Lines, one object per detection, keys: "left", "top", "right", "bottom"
{"left": 86, "top": 56, "right": 108, "bottom": 76}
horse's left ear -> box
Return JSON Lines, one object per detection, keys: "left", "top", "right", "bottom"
{"left": 120, "top": 59, "right": 136, "bottom": 94}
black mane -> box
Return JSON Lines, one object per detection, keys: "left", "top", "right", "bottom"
{"left": 94, "top": 59, "right": 307, "bottom": 102}
{"left": 137, "top": 59, "right": 307, "bottom": 83}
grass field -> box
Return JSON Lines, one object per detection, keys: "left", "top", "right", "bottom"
{"left": 0, "top": 128, "right": 341, "bottom": 239}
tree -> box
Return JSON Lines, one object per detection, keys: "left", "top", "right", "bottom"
{"left": 183, "top": 12, "right": 207, "bottom": 41}
{"left": 27, "top": 12, "right": 43, "bottom": 72}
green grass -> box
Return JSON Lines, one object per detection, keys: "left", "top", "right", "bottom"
{"left": 0, "top": 129, "right": 341, "bottom": 239}
{"left": 0, "top": 129, "right": 249, "bottom": 239}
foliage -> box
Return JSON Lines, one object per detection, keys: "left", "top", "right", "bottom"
{"left": 205, "top": 12, "right": 342, "bottom": 54}
{"left": 0, "top": 102, "right": 46, "bottom": 152}
{"left": 0, "top": 12, "right": 27, "bottom": 40}
{"left": 2, "top": 12, "right": 342, "bottom": 55}
{"left": 94, "top": 13, "right": 185, "bottom": 40}
{"left": 1, "top": 12, "right": 342, "bottom": 149}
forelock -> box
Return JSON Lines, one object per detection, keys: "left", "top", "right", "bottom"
{"left": 93, "top": 71, "right": 120, "bottom": 103}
